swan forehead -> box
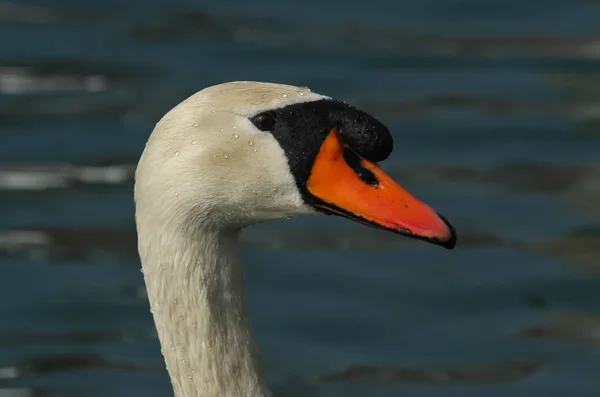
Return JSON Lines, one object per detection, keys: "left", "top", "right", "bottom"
{"left": 190, "top": 81, "right": 329, "bottom": 117}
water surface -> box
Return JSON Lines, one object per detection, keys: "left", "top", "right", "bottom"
{"left": 1, "top": 1, "right": 600, "bottom": 396}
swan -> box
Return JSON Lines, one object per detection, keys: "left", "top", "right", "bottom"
{"left": 134, "top": 81, "right": 456, "bottom": 397}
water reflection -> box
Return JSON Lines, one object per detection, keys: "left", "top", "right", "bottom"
{"left": 318, "top": 359, "right": 541, "bottom": 385}
{"left": 0, "top": 354, "right": 107, "bottom": 379}
{"left": 0, "top": 330, "right": 124, "bottom": 347}
{"left": 0, "top": 164, "right": 132, "bottom": 190}
{"left": 530, "top": 227, "right": 600, "bottom": 275}
{"left": 0, "top": 388, "right": 70, "bottom": 397}
{"left": 0, "top": 2, "right": 63, "bottom": 25}
{"left": 522, "top": 310, "right": 600, "bottom": 346}
{"left": 129, "top": 11, "right": 600, "bottom": 60}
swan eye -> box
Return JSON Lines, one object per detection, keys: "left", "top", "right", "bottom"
{"left": 251, "top": 113, "right": 276, "bottom": 131}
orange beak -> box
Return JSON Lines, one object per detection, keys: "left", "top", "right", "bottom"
{"left": 306, "top": 129, "right": 456, "bottom": 249}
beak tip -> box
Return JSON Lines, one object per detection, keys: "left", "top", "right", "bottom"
{"left": 437, "top": 213, "right": 457, "bottom": 250}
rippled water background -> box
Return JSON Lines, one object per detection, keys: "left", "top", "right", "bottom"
{"left": 1, "top": 1, "right": 600, "bottom": 396}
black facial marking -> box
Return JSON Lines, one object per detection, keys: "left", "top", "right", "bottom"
{"left": 248, "top": 99, "right": 392, "bottom": 201}
{"left": 247, "top": 98, "right": 456, "bottom": 250}
{"left": 342, "top": 147, "right": 379, "bottom": 186}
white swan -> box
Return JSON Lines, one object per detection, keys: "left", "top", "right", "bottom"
{"left": 134, "top": 81, "right": 456, "bottom": 397}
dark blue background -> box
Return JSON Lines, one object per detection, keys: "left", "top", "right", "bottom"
{"left": 1, "top": 1, "right": 600, "bottom": 396}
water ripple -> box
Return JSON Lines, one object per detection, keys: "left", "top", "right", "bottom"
{"left": 130, "top": 11, "right": 600, "bottom": 60}
{"left": 318, "top": 359, "right": 541, "bottom": 385}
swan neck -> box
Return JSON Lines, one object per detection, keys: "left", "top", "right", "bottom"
{"left": 139, "top": 225, "right": 270, "bottom": 397}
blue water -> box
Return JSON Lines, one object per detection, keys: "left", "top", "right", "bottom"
{"left": 1, "top": 0, "right": 600, "bottom": 396}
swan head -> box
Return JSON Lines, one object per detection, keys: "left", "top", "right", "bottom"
{"left": 135, "top": 81, "right": 456, "bottom": 249}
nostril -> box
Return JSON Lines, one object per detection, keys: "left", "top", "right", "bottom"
{"left": 342, "top": 147, "right": 379, "bottom": 186}
{"left": 357, "top": 167, "right": 379, "bottom": 186}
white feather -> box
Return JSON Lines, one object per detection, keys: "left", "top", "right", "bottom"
{"left": 135, "top": 81, "right": 326, "bottom": 397}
